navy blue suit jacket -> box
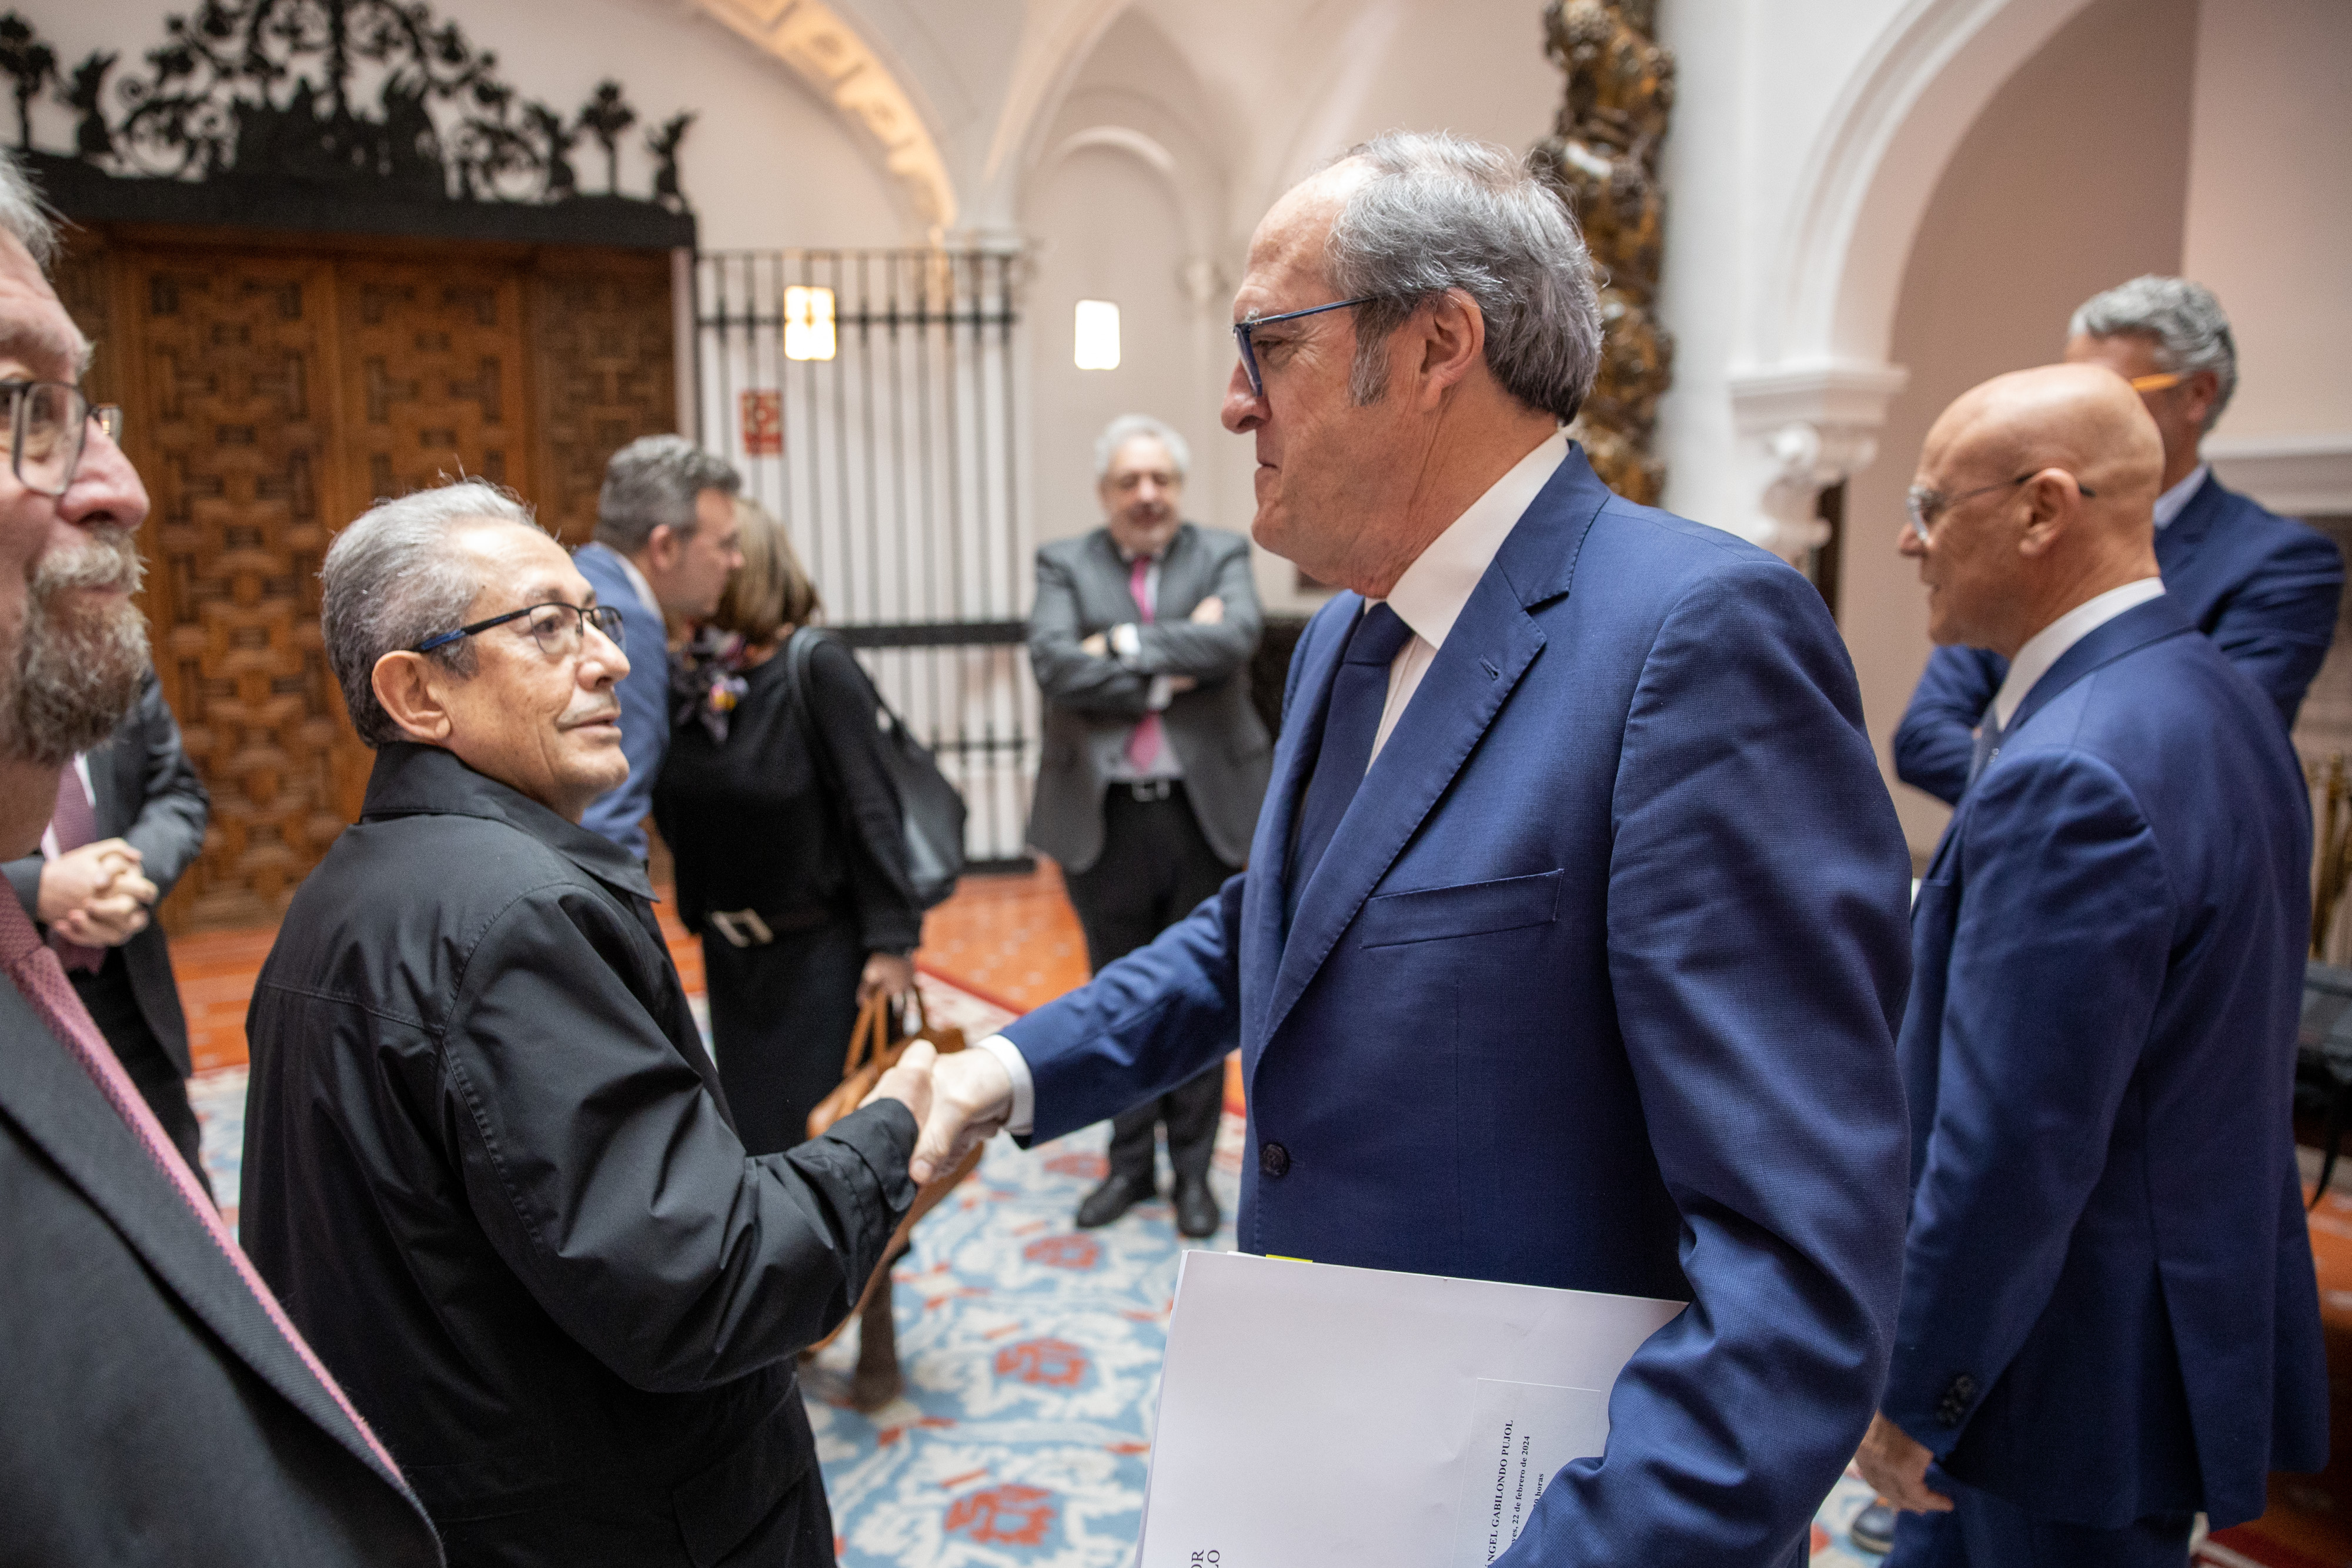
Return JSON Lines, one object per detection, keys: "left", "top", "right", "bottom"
{"left": 574, "top": 542, "right": 671, "bottom": 859}
{"left": 1005, "top": 449, "right": 1915, "bottom": 1566}
{"left": 1895, "top": 472, "right": 2342, "bottom": 804}
{"left": 1890, "top": 595, "right": 2328, "bottom": 1530}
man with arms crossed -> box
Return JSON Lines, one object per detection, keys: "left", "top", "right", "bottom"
{"left": 0, "top": 152, "right": 438, "bottom": 1562}
{"left": 1894, "top": 277, "right": 2340, "bottom": 802}
{"left": 1027, "top": 413, "right": 1269, "bottom": 1238}
{"left": 918, "top": 132, "right": 1916, "bottom": 1566}
{"left": 1858, "top": 365, "right": 2326, "bottom": 1564}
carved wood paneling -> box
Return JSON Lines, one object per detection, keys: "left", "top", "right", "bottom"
{"left": 529, "top": 250, "right": 675, "bottom": 543}
{"left": 122, "top": 250, "right": 359, "bottom": 929}
{"left": 337, "top": 258, "right": 532, "bottom": 505}
{"left": 58, "top": 231, "right": 679, "bottom": 931}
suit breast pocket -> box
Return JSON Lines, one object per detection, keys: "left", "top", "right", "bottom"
{"left": 1358, "top": 870, "right": 1563, "bottom": 949}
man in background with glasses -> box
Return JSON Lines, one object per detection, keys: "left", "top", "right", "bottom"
{"left": 1895, "top": 276, "right": 2341, "bottom": 806}
{"left": 1860, "top": 363, "right": 2324, "bottom": 1566}
{"left": 0, "top": 150, "right": 440, "bottom": 1561}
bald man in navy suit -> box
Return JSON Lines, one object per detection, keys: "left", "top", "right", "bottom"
{"left": 1896, "top": 277, "right": 2340, "bottom": 803}
{"left": 1860, "top": 363, "right": 2325, "bottom": 1566}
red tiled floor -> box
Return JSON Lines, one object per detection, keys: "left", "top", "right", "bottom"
{"left": 171, "top": 865, "right": 1093, "bottom": 1074}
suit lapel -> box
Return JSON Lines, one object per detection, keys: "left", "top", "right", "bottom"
{"left": 1238, "top": 601, "right": 1352, "bottom": 1058}
{"left": 1252, "top": 454, "right": 1603, "bottom": 1053}
{"left": 2154, "top": 470, "right": 2223, "bottom": 576}
{"left": 2003, "top": 594, "right": 2193, "bottom": 740}
{"left": 0, "top": 984, "right": 415, "bottom": 1500}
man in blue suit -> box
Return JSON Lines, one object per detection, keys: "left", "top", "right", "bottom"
{"left": 1856, "top": 364, "right": 2327, "bottom": 1565}
{"left": 574, "top": 435, "right": 743, "bottom": 860}
{"left": 914, "top": 132, "right": 1916, "bottom": 1566}
{"left": 1894, "top": 277, "right": 2341, "bottom": 804}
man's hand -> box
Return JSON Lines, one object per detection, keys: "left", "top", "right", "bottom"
{"left": 39, "top": 840, "right": 158, "bottom": 947}
{"left": 911, "top": 1048, "right": 1014, "bottom": 1183}
{"left": 1080, "top": 631, "right": 1110, "bottom": 658}
{"left": 1854, "top": 1413, "right": 1953, "bottom": 1514}
{"left": 55, "top": 877, "right": 158, "bottom": 947}
{"left": 1188, "top": 595, "right": 1225, "bottom": 625}
{"left": 858, "top": 951, "right": 916, "bottom": 1006}
{"left": 863, "top": 1039, "right": 937, "bottom": 1130}
{"left": 37, "top": 839, "right": 142, "bottom": 923}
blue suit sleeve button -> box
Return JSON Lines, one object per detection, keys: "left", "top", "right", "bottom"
{"left": 1259, "top": 1141, "right": 1290, "bottom": 1178}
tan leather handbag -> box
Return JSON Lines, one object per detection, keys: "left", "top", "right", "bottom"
{"left": 805, "top": 986, "right": 984, "bottom": 1349}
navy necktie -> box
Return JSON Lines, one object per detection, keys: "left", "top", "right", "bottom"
{"left": 1966, "top": 710, "right": 2004, "bottom": 788}
{"left": 1287, "top": 603, "right": 1414, "bottom": 928}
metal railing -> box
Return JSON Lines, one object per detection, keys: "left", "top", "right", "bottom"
{"left": 693, "top": 249, "right": 1035, "bottom": 867}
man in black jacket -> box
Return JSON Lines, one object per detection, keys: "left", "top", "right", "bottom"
{"left": 5, "top": 670, "right": 211, "bottom": 1183}
{"left": 0, "top": 151, "right": 441, "bottom": 1564}
{"left": 242, "top": 477, "right": 933, "bottom": 1567}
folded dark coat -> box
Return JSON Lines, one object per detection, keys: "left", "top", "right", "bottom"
{"left": 241, "top": 743, "right": 916, "bottom": 1567}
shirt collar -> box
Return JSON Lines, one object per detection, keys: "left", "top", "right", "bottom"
{"left": 1990, "top": 577, "right": 2167, "bottom": 731}
{"left": 359, "top": 741, "right": 656, "bottom": 902}
{"left": 582, "top": 540, "right": 663, "bottom": 621}
{"left": 1381, "top": 427, "right": 1569, "bottom": 650}
{"left": 2151, "top": 462, "right": 2209, "bottom": 531}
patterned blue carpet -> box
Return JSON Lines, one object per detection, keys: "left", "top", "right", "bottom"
{"left": 188, "top": 973, "right": 1884, "bottom": 1563}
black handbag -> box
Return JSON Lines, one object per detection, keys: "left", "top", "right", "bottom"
{"left": 783, "top": 628, "right": 967, "bottom": 908}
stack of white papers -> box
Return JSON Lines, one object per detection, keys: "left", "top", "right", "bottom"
{"left": 1137, "top": 1251, "right": 1685, "bottom": 1567}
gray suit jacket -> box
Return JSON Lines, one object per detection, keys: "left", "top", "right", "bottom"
{"left": 0, "top": 979, "right": 442, "bottom": 1564}
{"left": 1026, "top": 522, "right": 1271, "bottom": 873}
{"left": 5, "top": 671, "right": 208, "bottom": 1075}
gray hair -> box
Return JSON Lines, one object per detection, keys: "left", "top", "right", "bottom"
{"left": 596, "top": 434, "right": 740, "bottom": 553}
{"left": 2069, "top": 276, "right": 2237, "bottom": 430}
{"left": 1094, "top": 414, "right": 1190, "bottom": 481}
{"left": 0, "top": 149, "right": 57, "bottom": 269}
{"left": 1318, "top": 131, "right": 1599, "bottom": 422}
{"left": 321, "top": 480, "right": 544, "bottom": 748}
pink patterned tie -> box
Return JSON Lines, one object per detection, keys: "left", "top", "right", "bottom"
{"left": 48, "top": 765, "right": 105, "bottom": 972}
{"left": 1126, "top": 554, "right": 1162, "bottom": 773}
{"left": 0, "top": 894, "right": 405, "bottom": 1482}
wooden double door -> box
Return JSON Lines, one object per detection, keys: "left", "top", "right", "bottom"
{"left": 55, "top": 228, "right": 679, "bottom": 930}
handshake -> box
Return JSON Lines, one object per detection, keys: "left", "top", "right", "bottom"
{"left": 854, "top": 1044, "right": 1018, "bottom": 1187}
{"left": 39, "top": 835, "right": 158, "bottom": 950}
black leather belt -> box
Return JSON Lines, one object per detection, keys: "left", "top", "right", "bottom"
{"left": 1114, "top": 779, "right": 1182, "bottom": 803}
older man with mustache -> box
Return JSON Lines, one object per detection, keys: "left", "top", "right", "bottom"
{"left": 240, "top": 480, "right": 937, "bottom": 1567}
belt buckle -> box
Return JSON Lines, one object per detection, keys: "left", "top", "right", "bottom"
{"left": 1130, "top": 779, "right": 1172, "bottom": 803}
{"left": 709, "top": 910, "right": 775, "bottom": 948}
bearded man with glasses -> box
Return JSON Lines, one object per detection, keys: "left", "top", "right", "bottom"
{"left": 1895, "top": 276, "right": 2341, "bottom": 807}
{"left": 240, "top": 479, "right": 937, "bottom": 1567}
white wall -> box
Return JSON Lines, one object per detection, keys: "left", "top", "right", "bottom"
{"left": 1839, "top": 0, "right": 2197, "bottom": 855}
{"left": 2181, "top": 0, "right": 2352, "bottom": 512}
{"left": 19, "top": 0, "right": 911, "bottom": 252}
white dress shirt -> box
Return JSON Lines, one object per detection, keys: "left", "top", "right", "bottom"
{"left": 1989, "top": 577, "right": 2167, "bottom": 732}
{"left": 2153, "top": 463, "right": 2209, "bottom": 532}
{"left": 976, "top": 428, "right": 1573, "bottom": 1135}
{"left": 37, "top": 753, "right": 96, "bottom": 862}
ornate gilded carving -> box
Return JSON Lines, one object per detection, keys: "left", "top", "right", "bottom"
{"left": 1530, "top": 0, "right": 1675, "bottom": 506}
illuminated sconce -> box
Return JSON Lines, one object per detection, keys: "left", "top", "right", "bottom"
{"left": 784, "top": 285, "right": 837, "bottom": 362}
{"left": 1074, "top": 299, "right": 1121, "bottom": 370}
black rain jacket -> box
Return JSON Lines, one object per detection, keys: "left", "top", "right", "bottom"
{"left": 241, "top": 743, "right": 915, "bottom": 1566}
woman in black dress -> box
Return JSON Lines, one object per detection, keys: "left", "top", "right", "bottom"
{"left": 654, "top": 499, "right": 923, "bottom": 1155}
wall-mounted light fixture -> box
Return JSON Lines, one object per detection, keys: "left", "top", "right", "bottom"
{"left": 784, "top": 285, "right": 837, "bottom": 362}
{"left": 1074, "top": 299, "right": 1121, "bottom": 370}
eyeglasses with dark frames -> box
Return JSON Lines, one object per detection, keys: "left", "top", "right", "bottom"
{"left": 2, "top": 380, "right": 123, "bottom": 499}
{"left": 1231, "top": 296, "right": 1378, "bottom": 399}
{"left": 414, "top": 601, "right": 626, "bottom": 658}
{"left": 1904, "top": 470, "right": 2099, "bottom": 542}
